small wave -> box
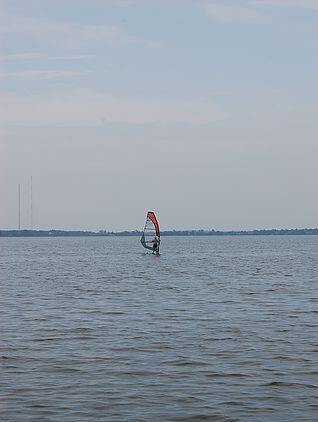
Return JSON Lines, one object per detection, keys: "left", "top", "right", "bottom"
{"left": 170, "top": 414, "right": 236, "bottom": 422}
{"left": 110, "top": 346, "right": 157, "bottom": 353}
{"left": 75, "top": 335, "right": 98, "bottom": 340}
{"left": 31, "top": 337, "right": 61, "bottom": 342}
{"left": 103, "top": 311, "right": 125, "bottom": 315}
{"left": 150, "top": 342, "right": 174, "bottom": 349}
{"left": 272, "top": 355, "right": 312, "bottom": 362}
{"left": 199, "top": 371, "right": 253, "bottom": 379}
{"left": 163, "top": 358, "right": 210, "bottom": 366}
{"left": 67, "top": 327, "right": 95, "bottom": 333}
{"left": 294, "top": 370, "right": 318, "bottom": 375}
{"left": 265, "top": 381, "right": 318, "bottom": 389}
{"left": 108, "top": 370, "right": 159, "bottom": 377}
{"left": 45, "top": 366, "right": 84, "bottom": 373}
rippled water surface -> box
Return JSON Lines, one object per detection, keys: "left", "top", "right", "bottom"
{"left": 1, "top": 236, "right": 317, "bottom": 421}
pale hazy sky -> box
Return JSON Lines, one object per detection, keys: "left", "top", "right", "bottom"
{"left": 1, "top": 0, "right": 317, "bottom": 231}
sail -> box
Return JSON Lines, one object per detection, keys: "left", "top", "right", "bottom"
{"left": 140, "top": 211, "right": 160, "bottom": 251}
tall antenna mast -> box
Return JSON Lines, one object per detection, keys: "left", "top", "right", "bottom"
{"left": 30, "top": 176, "right": 33, "bottom": 230}
{"left": 18, "top": 183, "right": 21, "bottom": 230}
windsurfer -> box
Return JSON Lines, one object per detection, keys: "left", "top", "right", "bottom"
{"left": 140, "top": 211, "right": 161, "bottom": 254}
{"left": 152, "top": 236, "right": 159, "bottom": 254}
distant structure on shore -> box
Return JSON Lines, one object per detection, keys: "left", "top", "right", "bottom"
{"left": 0, "top": 228, "right": 317, "bottom": 237}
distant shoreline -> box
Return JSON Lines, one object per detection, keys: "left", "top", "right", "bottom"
{"left": 0, "top": 229, "right": 317, "bottom": 237}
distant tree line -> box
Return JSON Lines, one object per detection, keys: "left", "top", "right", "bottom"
{"left": 0, "top": 228, "right": 317, "bottom": 237}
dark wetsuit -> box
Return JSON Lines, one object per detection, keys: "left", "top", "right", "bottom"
{"left": 152, "top": 238, "right": 159, "bottom": 254}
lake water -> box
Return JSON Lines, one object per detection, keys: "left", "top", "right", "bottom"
{"left": 0, "top": 235, "right": 317, "bottom": 421}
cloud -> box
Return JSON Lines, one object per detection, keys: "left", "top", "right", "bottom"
{"left": 0, "top": 90, "right": 228, "bottom": 126}
{"left": 0, "top": 70, "right": 83, "bottom": 80}
{"left": 202, "top": 0, "right": 318, "bottom": 23}
{"left": 0, "top": 53, "right": 94, "bottom": 62}
{"left": 0, "top": 16, "right": 139, "bottom": 49}
{"left": 252, "top": 0, "right": 318, "bottom": 11}
{"left": 203, "top": 2, "right": 268, "bottom": 22}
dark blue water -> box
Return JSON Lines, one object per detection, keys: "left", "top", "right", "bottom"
{"left": 1, "top": 236, "right": 317, "bottom": 421}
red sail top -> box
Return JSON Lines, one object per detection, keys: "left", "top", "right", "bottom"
{"left": 147, "top": 211, "right": 160, "bottom": 237}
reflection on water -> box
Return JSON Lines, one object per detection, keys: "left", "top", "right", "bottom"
{"left": 1, "top": 236, "right": 317, "bottom": 421}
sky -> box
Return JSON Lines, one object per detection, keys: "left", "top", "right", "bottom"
{"left": 0, "top": 0, "right": 317, "bottom": 231}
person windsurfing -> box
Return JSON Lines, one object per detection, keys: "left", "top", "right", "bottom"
{"left": 140, "top": 211, "right": 161, "bottom": 254}
{"left": 152, "top": 236, "right": 159, "bottom": 254}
